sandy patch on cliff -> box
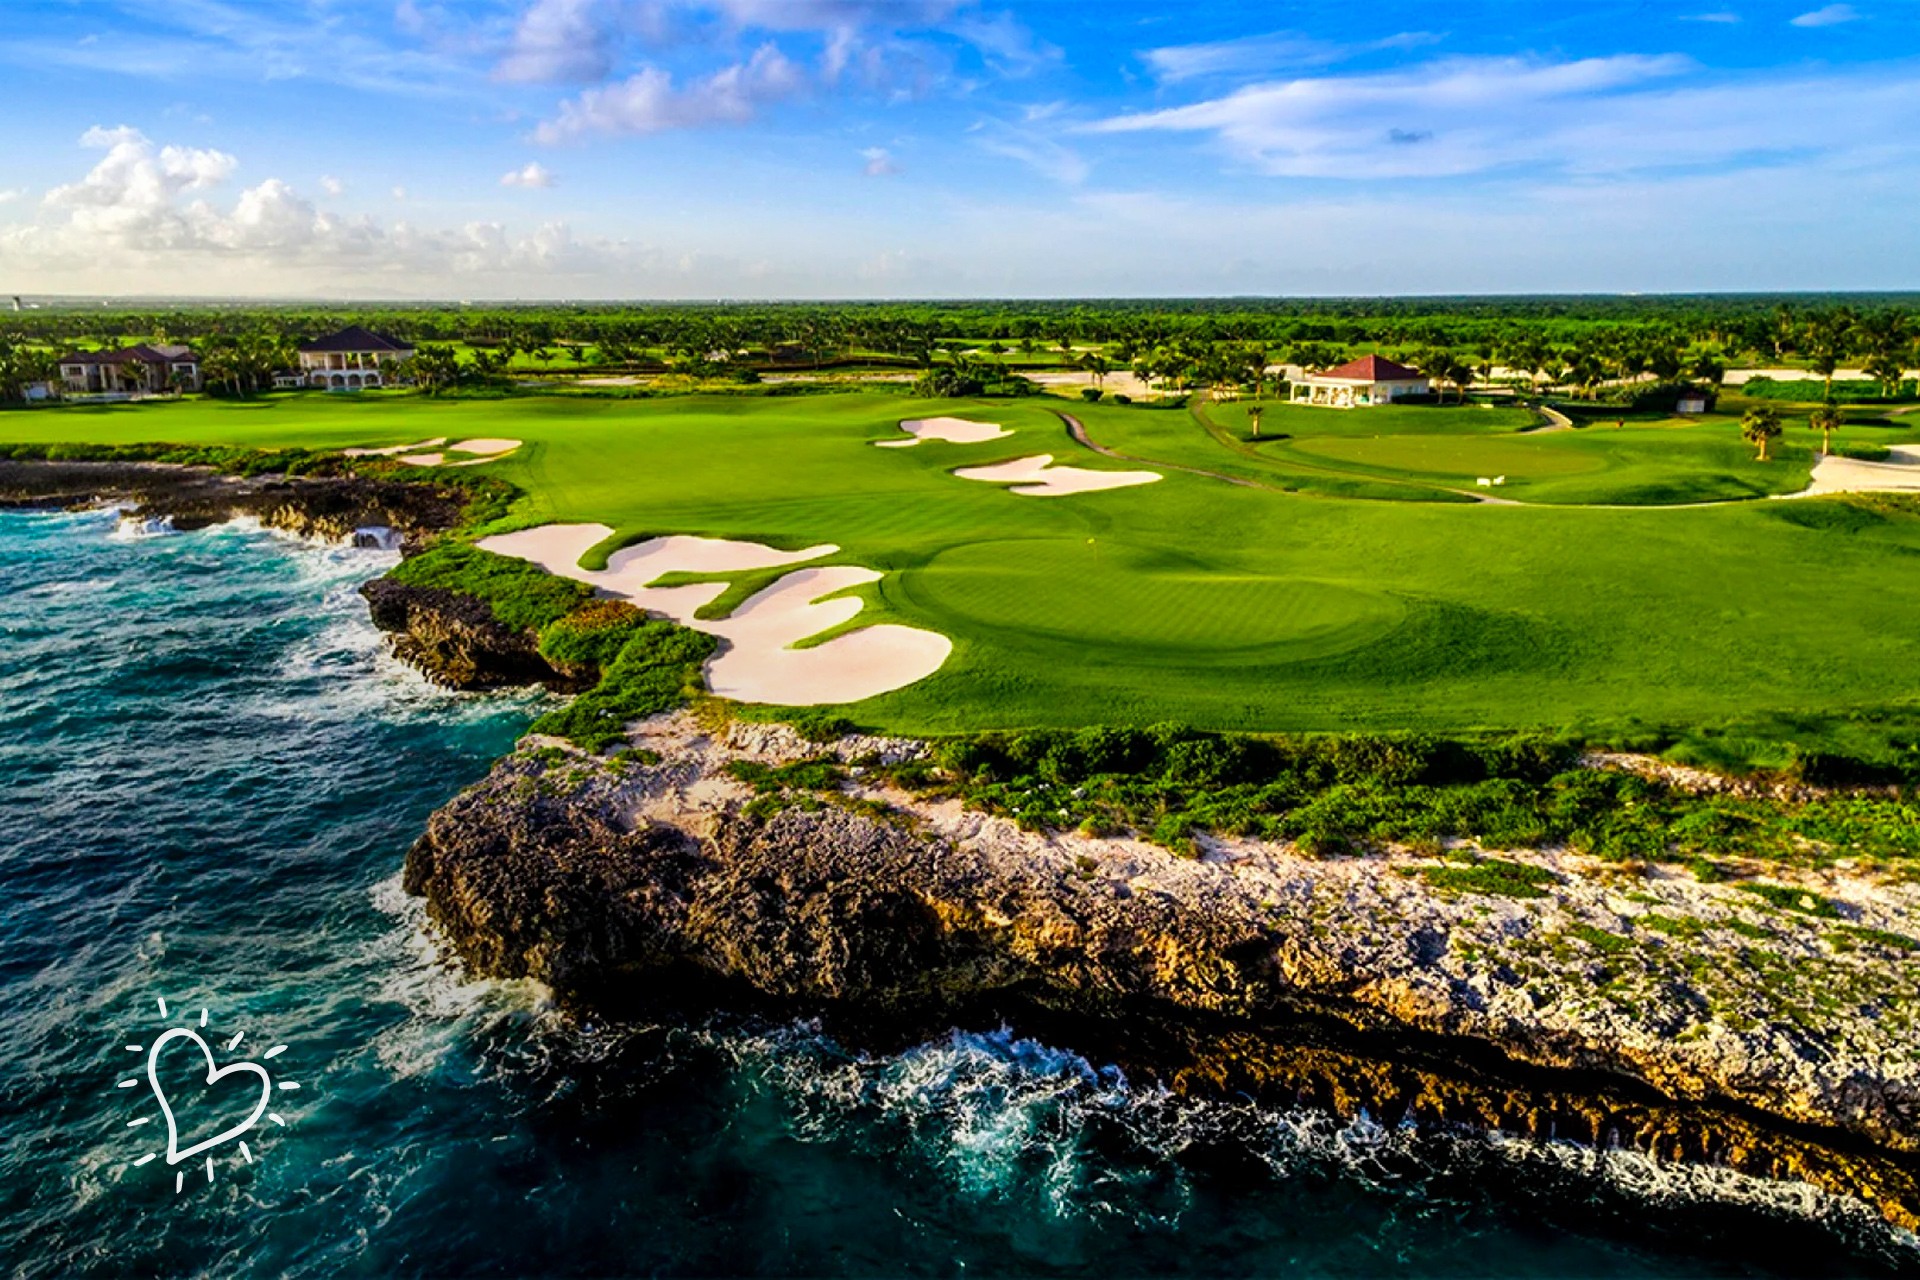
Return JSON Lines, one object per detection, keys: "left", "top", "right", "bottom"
{"left": 1791, "top": 445, "right": 1920, "bottom": 497}
{"left": 476, "top": 523, "right": 948, "bottom": 704}
{"left": 953, "top": 453, "right": 1162, "bottom": 497}
{"left": 875, "top": 416, "right": 1012, "bottom": 448}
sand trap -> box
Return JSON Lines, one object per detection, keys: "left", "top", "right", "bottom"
{"left": 875, "top": 417, "right": 1012, "bottom": 448}
{"left": 349, "top": 437, "right": 521, "bottom": 467}
{"left": 1791, "top": 445, "right": 1920, "bottom": 497}
{"left": 343, "top": 438, "right": 446, "bottom": 457}
{"left": 953, "top": 453, "right": 1162, "bottom": 497}
{"left": 475, "top": 523, "right": 948, "bottom": 705}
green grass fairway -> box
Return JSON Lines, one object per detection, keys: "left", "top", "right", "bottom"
{"left": 12, "top": 390, "right": 1920, "bottom": 736}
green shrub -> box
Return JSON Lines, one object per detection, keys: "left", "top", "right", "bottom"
{"left": 537, "top": 600, "right": 649, "bottom": 673}
{"left": 529, "top": 620, "right": 715, "bottom": 751}
{"left": 1565, "top": 923, "right": 1633, "bottom": 955}
{"left": 1736, "top": 882, "right": 1842, "bottom": 918}
{"left": 389, "top": 543, "right": 590, "bottom": 632}
{"left": 1422, "top": 858, "right": 1557, "bottom": 899}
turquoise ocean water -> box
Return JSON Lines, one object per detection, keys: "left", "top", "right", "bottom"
{"left": 0, "top": 509, "right": 1910, "bottom": 1277}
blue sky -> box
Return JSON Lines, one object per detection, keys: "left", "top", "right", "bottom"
{"left": 0, "top": 0, "right": 1916, "bottom": 298}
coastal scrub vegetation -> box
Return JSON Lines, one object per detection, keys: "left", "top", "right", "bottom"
{"left": 858, "top": 724, "right": 1920, "bottom": 869}
{"left": 529, "top": 619, "right": 715, "bottom": 752}
{"left": 386, "top": 543, "right": 589, "bottom": 633}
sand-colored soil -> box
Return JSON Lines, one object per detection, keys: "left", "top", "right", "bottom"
{"left": 1025, "top": 369, "right": 1172, "bottom": 401}
{"left": 874, "top": 417, "right": 1013, "bottom": 448}
{"left": 953, "top": 453, "right": 1163, "bottom": 497}
{"left": 1795, "top": 445, "right": 1920, "bottom": 497}
{"left": 475, "top": 523, "right": 948, "bottom": 705}
{"left": 344, "top": 437, "right": 521, "bottom": 467}
{"left": 391, "top": 438, "right": 522, "bottom": 468}
{"left": 343, "top": 438, "right": 446, "bottom": 457}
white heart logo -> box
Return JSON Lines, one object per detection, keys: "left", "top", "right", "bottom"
{"left": 146, "top": 1027, "right": 272, "bottom": 1166}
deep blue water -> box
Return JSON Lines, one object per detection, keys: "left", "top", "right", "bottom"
{"left": 0, "top": 509, "right": 1913, "bottom": 1278}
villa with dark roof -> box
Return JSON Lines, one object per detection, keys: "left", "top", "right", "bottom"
{"left": 297, "top": 325, "right": 416, "bottom": 390}
{"left": 1290, "top": 354, "right": 1429, "bottom": 408}
{"left": 58, "top": 344, "right": 201, "bottom": 395}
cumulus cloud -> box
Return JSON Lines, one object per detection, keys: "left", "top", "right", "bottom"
{"left": 501, "top": 161, "right": 558, "bottom": 187}
{"left": 860, "top": 146, "right": 899, "bottom": 176}
{"left": 534, "top": 43, "right": 805, "bottom": 141}
{"left": 0, "top": 189, "right": 26, "bottom": 205}
{"left": 496, "top": 0, "right": 622, "bottom": 83}
{"left": 1791, "top": 4, "right": 1859, "bottom": 26}
{"left": 0, "top": 127, "right": 636, "bottom": 294}
{"left": 319, "top": 175, "right": 344, "bottom": 197}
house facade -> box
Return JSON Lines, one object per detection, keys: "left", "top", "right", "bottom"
{"left": 1290, "top": 355, "right": 1429, "bottom": 408}
{"left": 58, "top": 344, "right": 201, "bottom": 395}
{"left": 297, "top": 325, "right": 415, "bottom": 389}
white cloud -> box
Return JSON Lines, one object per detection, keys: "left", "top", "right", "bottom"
{"left": 320, "top": 175, "right": 345, "bottom": 197}
{"left": 0, "top": 128, "right": 640, "bottom": 295}
{"left": 1791, "top": 4, "right": 1860, "bottom": 26}
{"left": 860, "top": 146, "right": 899, "bottom": 176}
{"left": 975, "top": 125, "right": 1088, "bottom": 185}
{"left": 0, "top": 189, "right": 26, "bottom": 205}
{"left": 1141, "top": 30, "right": 1438, "bottom": 83}
{"left": 947, "top": 11, "right": 1061, "bottom": 76}
{"left": 1682, "top": 11, "right": 1743, "bottom": 22}
{"left": 496, "top": 0, "right": 622, "bottom": 83}
{"left": 534, "top": 43, "right": 806, "bottom": 141}
{"left": 501, "top": 161, "right": 558, "bottom": 187}
{"left": 392, "top": 185, "right": 409, "bottom": 200}
{"left": 1087, "top": 55, "right": 1717, "bottom": 179}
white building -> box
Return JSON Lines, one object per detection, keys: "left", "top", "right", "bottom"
{"left": 297, "top": 325, "right": 415, "bottom": 390}
{"left": 1290, "top": 355, "right": 1429, "bottom": 408}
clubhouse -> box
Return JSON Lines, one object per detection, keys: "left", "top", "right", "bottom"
{"left": 1291, "top": 355, "right": 1429, "bottom": 408}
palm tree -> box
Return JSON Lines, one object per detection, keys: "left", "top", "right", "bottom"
{"left": 1741, "top": 405, "right": 1784, "bottom": 462}
{"left": 1863, "top": 352, "right": 1904, "bottom": 399}
{"left": 1247, "top": 405, "right": 1264, "bottom": 439}
{"left": 1809, "top": 402, "right": 1844, "bottom": 456}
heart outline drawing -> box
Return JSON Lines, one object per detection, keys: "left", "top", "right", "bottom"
{"left": 146, "top": 1027, "right": 272, "bottom": 1166}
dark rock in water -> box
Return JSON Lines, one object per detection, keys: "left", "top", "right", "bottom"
{"left": 0, "top": 460, "right": 467, "bottom": 547}
{"left": 360, "top": 578, "right": 564, "bottom": 691}
{"left": 353, "top": 525, "right": 402, "bottom": 550}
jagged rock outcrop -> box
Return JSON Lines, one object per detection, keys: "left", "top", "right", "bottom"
{"left": 0, "top": 460, "right": 468, "bottom": 546}
{"left": 359, "top": 579, "right": 563, "bottom": 690}
{"left": 407, "top": 715, "right": 1920, "bottom": 1229}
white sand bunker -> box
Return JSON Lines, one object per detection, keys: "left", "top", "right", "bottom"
{"left": 953, "top": 453, "right": 1162, "bottom": 497}
{"left": 392, "top": 438, "right": 523, "bottom": 467}
{"left": 343, "top": 438, "right": 446, "bottom": 457}
{"left": 875, "top": 417, "right": 1012, "bottom": 448}
{"left": 1791, "top": 445, "right": 1920, "bottom": 497}
{"left": 475, "top": 523, "right": 950, "bottom": 706}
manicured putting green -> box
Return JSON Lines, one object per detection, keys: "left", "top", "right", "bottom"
{"left": 1285, "top": 434, "right": 1605, "bottom": 479}
{"left": 904, "top": 538, "right": 1404, "bottom": 660}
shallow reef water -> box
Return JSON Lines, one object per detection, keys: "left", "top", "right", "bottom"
{"left": 0, "top": 509, "right": 1910, "bottom": 1277}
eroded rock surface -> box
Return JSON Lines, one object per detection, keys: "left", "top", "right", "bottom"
{"left": 407, "top": 712, "right": 1920, "bottom": 1228}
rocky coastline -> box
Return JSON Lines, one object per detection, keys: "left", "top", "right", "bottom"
{"left": 6, "top": 458, "right": 1917, "bottom": 1235}
{"left": 404, "top": 714, "right": 1920, "bottom": 1233}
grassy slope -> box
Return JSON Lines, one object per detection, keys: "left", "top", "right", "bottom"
{"left": 10, "top": 391, "right": 1920, "bottom": 736}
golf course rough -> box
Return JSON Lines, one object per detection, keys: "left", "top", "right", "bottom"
{"left": 11, "top": 388, "right": 1920, "bottom": 731}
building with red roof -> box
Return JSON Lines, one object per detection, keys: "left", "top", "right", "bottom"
{"left": 1290, "top": 354, "right": 1429, "bottom": 408}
